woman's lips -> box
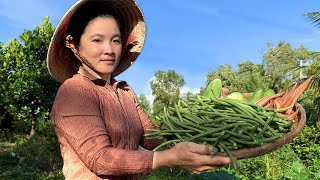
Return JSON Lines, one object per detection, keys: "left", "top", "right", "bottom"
{"left": 101, "top": 59, "right": 115, "bottom": 65}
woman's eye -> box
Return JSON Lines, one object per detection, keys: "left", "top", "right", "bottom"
{"left": 93, "top": 39, "right": 102, "bottom": 43}
{"left": 113, "top": 39, "right": 122, "bottom": 44}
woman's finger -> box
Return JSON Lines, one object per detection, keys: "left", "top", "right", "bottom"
{"left": 196, "top": 165, "right": 218, "bottom": 172}
{"left": 194, "top": 154, "right": 232, "bottom": 167}
{"left": 186, "top": 142, "right": 212, "bottom": 155}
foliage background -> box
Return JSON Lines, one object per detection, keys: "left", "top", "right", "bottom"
{"left": 0, "top": 17, "right": 319, "bottom": 179}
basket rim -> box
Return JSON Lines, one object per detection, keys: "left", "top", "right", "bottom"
{"left": 216, "top": 103, "right": 306, "bottom": 159}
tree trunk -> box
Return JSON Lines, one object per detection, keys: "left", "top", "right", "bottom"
{"left": 28, "top": 119, "right": 36, "bottom": 139}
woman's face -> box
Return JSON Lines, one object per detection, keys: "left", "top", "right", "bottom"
{"left": 78, "top": 16, "right": 122, "bottom": 79}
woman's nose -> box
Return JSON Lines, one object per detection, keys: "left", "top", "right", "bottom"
{"left": 103, "top": 42, "right": 114, "bottom": 54}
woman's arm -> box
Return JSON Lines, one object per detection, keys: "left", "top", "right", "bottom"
{"left": 52, "top": 79, "right": 154, "bottom": 176}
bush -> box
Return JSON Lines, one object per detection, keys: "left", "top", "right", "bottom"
{"left": 289, "top": 124, "right": 320, "bottom": 179}
{"left": 0, "top": 123, "right": 63, "bottom": 179}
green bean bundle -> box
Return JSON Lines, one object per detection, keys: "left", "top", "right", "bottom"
{"left": 145, "top": 95, "right": 293, "bottom": 169}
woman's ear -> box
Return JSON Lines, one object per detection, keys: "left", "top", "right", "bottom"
{"left": 65, "top": 35, "right": 82, "bottom": 60}
{"left": 66, "top": 35, "right": 77, "bottom": 51}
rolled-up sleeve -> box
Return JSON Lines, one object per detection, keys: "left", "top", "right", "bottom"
{"left": 51, "top": 79, "right": 154, "bottom": 176}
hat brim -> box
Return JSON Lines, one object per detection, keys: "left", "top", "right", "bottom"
{"left": 47, "top": 0, "right": 146, "bottom": 83}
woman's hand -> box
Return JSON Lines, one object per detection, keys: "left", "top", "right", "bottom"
{"left": 152, "top": 142, "right": 231, "bottom": 174}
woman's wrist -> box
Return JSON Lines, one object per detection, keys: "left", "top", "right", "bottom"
{"left": 152, "top": 149, "right": 174, "bottom": 170}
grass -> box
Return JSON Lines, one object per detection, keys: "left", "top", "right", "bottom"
{"left": 0, "top": 130, "right": 64, "bottom": 180}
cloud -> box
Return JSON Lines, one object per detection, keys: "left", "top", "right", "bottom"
{"left": 292, "top": 30, "right": 320, "bottom": 45}
{"left": 181, "top": 86, "right": 201, "bottom": 95}
{"left": 300, "top": 37, "right": 320, "bottom": 44}
{"left": 144, "top": 77, "right": 155, "bottom": 104}
{"left": 146, "top": 94, "right": 155, "bottom": 106}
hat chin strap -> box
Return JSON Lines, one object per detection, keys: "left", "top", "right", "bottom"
{"left": 65, "top": 35, "right": 103, "bottom": 79}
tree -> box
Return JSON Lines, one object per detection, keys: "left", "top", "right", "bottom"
{"left": 181, "top": 91, "right": 197, "bottom": 102}
{"left": 0, "top": 42, "right": 14, "bottom": 130}
{"left": 0, "top": 17, "right": 60, "bottom": 136}
{"left": 301, "top": 12, "right": 320, "bottom": 124}
{"left": 303, "top": 12, "right": 320, "bottom": 30}
{"left": 150, "top": 70, "right": 185, "bottom": 117}
{"left": 204, "top": 62, "right": 267, "bottom": 93}
{"left": 204, "top": 64, "right": 235, "bottom": 93}
{"left": 138, "top": 93, "right": 152, "bottom": 117}
{"left": 234, "top": 61, "right": 267, "bottom": 92}
{"left": 295, "top": 45, "right": 312, "bottom": 79}
{"left": 263, "top": 41, "right": 297, "bottom": 91}
{"left": 204, "top": 43, "right": 316, "bottom": 94}
{"left": 305, "top": 53, "right": 320, "bottom": 123}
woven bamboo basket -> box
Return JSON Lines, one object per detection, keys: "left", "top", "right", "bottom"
{"left": 217, "top": 103, "right": 306, "bottom": 159}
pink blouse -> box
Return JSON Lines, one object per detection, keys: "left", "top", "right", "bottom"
{"left": 51, "top": 71, "right": 160, "bottom": 180}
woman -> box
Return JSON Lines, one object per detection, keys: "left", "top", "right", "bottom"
{"left": 46, "top": 0, "right": 231, "bottom": 179}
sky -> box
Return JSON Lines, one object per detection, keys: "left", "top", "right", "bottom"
{"left": 0, "top": 0, "right": 320, "bottom": 103}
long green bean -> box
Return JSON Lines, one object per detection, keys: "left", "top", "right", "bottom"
{"left": 145, "top": 94, "right": 293, "bottom": 170}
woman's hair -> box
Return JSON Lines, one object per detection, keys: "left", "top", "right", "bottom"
{"left": 67, "top": 1, "right": 122, "bottom": 45}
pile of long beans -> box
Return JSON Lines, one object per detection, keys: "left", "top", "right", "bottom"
{"left": 145, "top": 95, "right": 293, "bottom": 169}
